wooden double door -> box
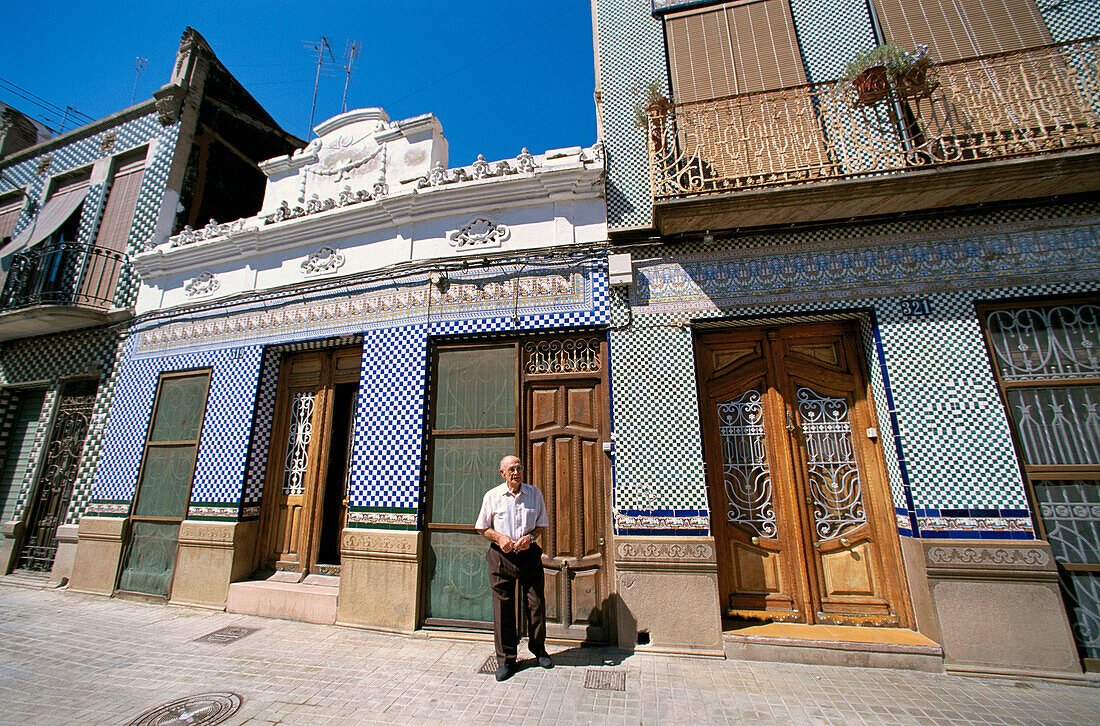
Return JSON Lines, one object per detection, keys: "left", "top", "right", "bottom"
{"left": 696, "top": 323, "right": 911, "bottom": 626}
{"left": 258, "top": 347, "right": 360, "bottom": 578}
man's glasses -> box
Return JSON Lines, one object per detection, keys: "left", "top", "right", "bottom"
{"left": 503, "top": 465, "right": 524, "bottom": 472}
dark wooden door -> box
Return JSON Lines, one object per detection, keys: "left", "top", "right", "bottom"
{"left": 523, "top": 337, "right": 610, "bottom": 642}
{"left": 696, "top": 323, "right": 911, "bottom": 627}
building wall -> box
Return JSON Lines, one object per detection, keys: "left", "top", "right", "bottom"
{"left": 89, "top": 261, "right": 610, "bottom": 525}
{"left": 0, "top": 110, "right": 184, "bottom": 528}
{"left": 610, "top": 200, "right": 1100, "bottom": 538}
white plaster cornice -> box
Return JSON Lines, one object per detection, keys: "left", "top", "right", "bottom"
{"left": 134, "top": 154, "right": 604, "bottom": 278}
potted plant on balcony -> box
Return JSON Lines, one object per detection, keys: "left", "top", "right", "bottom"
{"left": 838, "top": 43, "right": 936, "bottom": 106}
{"left": 633, "top": 80, "right": 672, "bottom": 151}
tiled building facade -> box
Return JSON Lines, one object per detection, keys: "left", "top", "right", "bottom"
{"left": 70, "top": 107, "right": 613, "bottom": 639}
{"left": 594, "top": 0, "right": 1100, "bottom": 676}
{"left": 0, "top": 28, "right": 298, "bottom": 586}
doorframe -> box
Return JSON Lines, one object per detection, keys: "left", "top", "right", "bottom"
{"left": 417, "top": 331, "right": 615, "bottom": 639}
{"left": 691, "top": 314, "right": 915, "bottom": 629}
{"left": 253, "top": 345, "right": 360, "bottom": 577}
{"left": 113, "top": 367, "right": 212, "bottom": 598}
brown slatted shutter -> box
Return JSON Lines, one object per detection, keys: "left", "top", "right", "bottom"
{"left": 666, "top": 0, "right": 806, "bottom": 103}
{"left": 0, "top": 198, "right": 21, "bottom": 244}
{"left": 94, "top": 155, "right": 145, "bottom": 254}
{"left": 873, "top": 0, "right": 1052, "bottom": 62}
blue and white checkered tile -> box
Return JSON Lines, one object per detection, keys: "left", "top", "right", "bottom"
{"left": 594, "top": 0, "right": 668, "bottom": 231}
{"left": 609, "top": 231, "right": 1100, "bottom": 537}
{"left": 241, "top": 347, "right": 281, "bottom": 507}
{"left": 1040, "top": 0, "right": 1100, "bottom": 43}
{"left": 788, "top": 0, "right": 877, "bottom": 84}
{"left": 347, "top": 325, "right": 428, "bottom": 509}
{"left": 93, "top": 344, "right": 265, "bottom": 507}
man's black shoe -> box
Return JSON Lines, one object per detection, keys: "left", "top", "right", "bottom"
{"left": 494, "top": 663, "right": 514, "bottom": 681}
{"left": 535, "top": 653, "right": 552, "bottom": 668}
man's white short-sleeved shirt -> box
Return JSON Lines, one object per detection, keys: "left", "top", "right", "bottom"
{"left": 475, "top": 482, "right": 549, "bottom": 540}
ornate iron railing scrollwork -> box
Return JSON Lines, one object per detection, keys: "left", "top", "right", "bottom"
{"left": 647, "top": 38, "right": 1100, "bottom": 200}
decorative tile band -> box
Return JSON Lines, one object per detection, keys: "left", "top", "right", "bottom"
{"left": 186, "top": 504, "right": 239, "bottom": 520}
{"left": 347, "top": 507, "right": 418, "bottom": 530}
{"left": 85, "top": 500, "right": 129, "bottom": 517}
{"left": 241, "top": 505, "right": 261, "bottom": 520}
{"left": 916, "top": 516, "right": 1034, "bottom": 538}
{"left": 133, "top": 264, "right": 598, "bottom": 358}
{"left": 614, "top": 511, "right": 710, "bottom": 534}
{"left": 633, "top": 220, "right": 1099, "bottom": 313}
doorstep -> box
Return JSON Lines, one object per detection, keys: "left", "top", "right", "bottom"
{"left": 723, "top": 621, "right": 945, "bottom": 672}
{"left": 226, "top": 576, "right": 339, "bottom": 625}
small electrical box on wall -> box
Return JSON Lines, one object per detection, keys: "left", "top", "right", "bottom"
{"left": 608, "top": 253, "right": 632, "bottom": 287}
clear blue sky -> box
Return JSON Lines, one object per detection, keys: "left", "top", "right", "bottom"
{"left": 1, "top": 1, "right": 598, "bottom": 166}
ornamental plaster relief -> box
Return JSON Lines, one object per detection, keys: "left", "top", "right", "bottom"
{"left": 925, "top": 544, "right": 1051, "bottom": 569}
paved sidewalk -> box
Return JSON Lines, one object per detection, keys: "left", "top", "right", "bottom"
{"left": 1, "top": 586, "right": 1097, "bottom": 726}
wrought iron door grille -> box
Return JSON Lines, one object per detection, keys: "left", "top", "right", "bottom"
{"left": 16, "top": 379, "right": 97, "bottom": 572}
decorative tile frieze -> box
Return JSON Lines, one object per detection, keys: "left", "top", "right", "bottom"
{"left": 132, "top": 265, "right": 598, "bottom": 357}
{"left": 186, "top": 504, "right": 239, "bottom": 520}
{"left": 347, "top": 507, "right": 418, "bottom": 530}
{"left": 916, "top": 516, "right": 1034, "bottom": 537}
{"left": 84, "top": 501, "right": 129, "bottom": 516}
{"left": 615, "top": 538, "right": 715, "bottom": 562}
{"left": 633, "top": 221, "right": 1100, "bottom": 313}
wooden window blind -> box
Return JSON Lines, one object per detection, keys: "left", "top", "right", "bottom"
{"left": 666, "top": 0, "right": 807, "bottom": 104}
{"left": 94, "top": 155, "right": 145, "bottom": 254}
{"left": 872, "top": 0, "right": 1052, "bottom": 62}
{"left": 0, "top": 198, "right": 21, "bottom": 245}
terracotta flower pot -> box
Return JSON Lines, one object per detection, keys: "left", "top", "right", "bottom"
{"left": 893, "top": 60, "right": 936, "bottom": 98}
{"left": 852, "top": 66, "right": 890, "bottom": 106}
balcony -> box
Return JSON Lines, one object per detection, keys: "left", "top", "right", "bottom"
{"left": 0, "top": 242, "right": 130, "bottom": 341}
{"left": 647, "top": 38, "right": 1100, "bottom": 235}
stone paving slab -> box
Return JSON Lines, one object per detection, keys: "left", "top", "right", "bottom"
{"left": 0, "top": 587, "right": 1098, "bottom": 725}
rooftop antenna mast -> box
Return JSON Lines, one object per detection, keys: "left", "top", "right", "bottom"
{"left": 304, "top": 37, "right": 336, "bottom": 139}
{"left": 131, "top": 57, "right": 147, "bottom": 105}
{"left": 341, "top": 40, "right": 361, "bottom": 113}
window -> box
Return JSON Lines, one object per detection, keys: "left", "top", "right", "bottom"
{"left": 665, "top": 0, "right": 807, "bottom": 103}
{"left": 872, "top": 0, "right": 1052, "bottom": 62}
{"left": 0, "top": 194, "right": 22, "bottom": 250}
{"left": 423, "top": 344, "right": 518, "bottom": 626}
{"left": 981, "top": 299, "right": 1100, "bottom": 665}
{"left": 117, "top": 371, "right": 211, "bottom": 597}
{"left": 94, "top": 153, "right": 145, "bottom": 254}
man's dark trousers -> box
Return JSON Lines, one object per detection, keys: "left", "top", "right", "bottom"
{"left": 487, "top": 542, "right": 546, "bottom": 666}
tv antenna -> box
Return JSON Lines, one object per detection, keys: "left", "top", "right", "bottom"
{"left": 341, "top": 40, "right": 361, "bottom": 113}
{"left": 304, "top": 37, "right": 336, "bottom": 139}
{"left": 131, "top": 57, "right": 147, "bottom": 105}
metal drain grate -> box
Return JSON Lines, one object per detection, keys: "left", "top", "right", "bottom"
{"left": 584, "top": 669, "right": 626, "bottom": 691}
{"left": 477, "top": 655, "right": 499, "bottom": 674}
{"left": 194, "top": 626, "right": 259, "bottom": 644}
{"left": 125, "top": 692, "right": 242, "bottom": 726}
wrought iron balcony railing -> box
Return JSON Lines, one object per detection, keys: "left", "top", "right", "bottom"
{"left": 0, "top": 242, "right": 127, "bottom": 312}
{"left": 647, "top": 38, "right": 1100, "bottom": 201}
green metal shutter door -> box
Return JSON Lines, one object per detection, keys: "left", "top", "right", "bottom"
{"left": 0, "top": 390, "right": 46, "bottom": 523}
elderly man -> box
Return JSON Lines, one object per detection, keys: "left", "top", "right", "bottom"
{"left": 475, "top": 454, "right": 553, "bottom": 681}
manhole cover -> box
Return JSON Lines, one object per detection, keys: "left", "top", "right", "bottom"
{"left": 477, "top": 655, "right": 499, "bottom": 674}
{"left": 584, "top": 669, "right": 626, "bottom": 691}
{"left": 124, "top": 692, "right": 242, "bottom": 726}
{"left": 194, "top": 626, "right": 259, "bottom": 644}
